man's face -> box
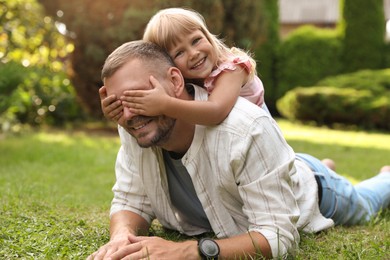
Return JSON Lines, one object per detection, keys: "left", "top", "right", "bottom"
{"left": 105, "top": 59, "right": 176, "bottom": 148}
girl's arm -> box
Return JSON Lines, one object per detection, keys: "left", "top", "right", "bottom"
{"left": 124, "top": 66, "right": 248, "bottom": 125}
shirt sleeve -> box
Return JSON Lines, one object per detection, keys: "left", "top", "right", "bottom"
{"left": 234, "top": 116, "right": 300, "bottom": 257}
{"left": 110, "top": 126, "right": 154, "bottom": 223}
{"left": 204, "top": 56, "right": 252, "bottom": 92}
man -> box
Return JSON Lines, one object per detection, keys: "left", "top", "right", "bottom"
{"left": 89, "top": 40, "right": 390, "bottom": 259}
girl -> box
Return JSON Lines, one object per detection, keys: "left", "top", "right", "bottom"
{"left": 101, "top": 7, "right": 269, "bottom": 125}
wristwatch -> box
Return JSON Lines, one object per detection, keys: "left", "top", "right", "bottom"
{"left": 198, "top": 238, "right": 220, "bottom": 259}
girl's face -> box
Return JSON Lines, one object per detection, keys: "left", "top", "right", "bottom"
{"left": 168, "top": 29, "right": 217, "bottom": 80}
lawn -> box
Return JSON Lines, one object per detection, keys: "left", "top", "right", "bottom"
{"left": 0, "top": 120, "right": 389, "bottom": 259}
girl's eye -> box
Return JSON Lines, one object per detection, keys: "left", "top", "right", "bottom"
{"left": 193, "top": 37, "right": 202, "bottom": 45}
{"left": 174, "top": 51, "right": 183, "bottom": 59}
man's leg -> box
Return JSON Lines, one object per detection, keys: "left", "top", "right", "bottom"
{"left": 296, "top": 153, "right": 390, "bottom": 226}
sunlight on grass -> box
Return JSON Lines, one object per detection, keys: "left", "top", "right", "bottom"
{"left": 276, "top": 119, "right": 390, "bottom": 181}
{"left": 277, "top": 119, "right": 390, "bottom": 151}
{"left": 34, "top": 130, "right": 113, "bottom": 149}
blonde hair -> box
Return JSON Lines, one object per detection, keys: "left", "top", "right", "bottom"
{"left": 143, "top": 8, "right": 257, "bottom": 77}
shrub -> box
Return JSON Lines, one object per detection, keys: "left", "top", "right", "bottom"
{"left": 340, "top": 0, "right": 386, "bottom": 72}
{"left": 276, "top": 26, "right": 343, "bottom": 100}
{"left": 254, "top": 0, "right": 280, "bottom": 114}
{"left": 384, "top": 42, "right": 390, "bottom": 68}
{"left": 317, "top": 69, "right": 390, "bottom": 93}
{"left": 276, "top": 69, "right": 390, "bottom": 130}
{"left": 0, "top": 65, "right": 84, "bottom": 132}
{"left": 0, "top": 62, "right": 27, "bottom": 114}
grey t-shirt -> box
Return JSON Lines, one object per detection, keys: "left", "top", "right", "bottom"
{"left": 163, "top": 150, "right": 212, "bottom": 230}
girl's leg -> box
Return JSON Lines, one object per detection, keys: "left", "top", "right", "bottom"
{"left": 296, "top": 153, "right": 390, "bottom": 225}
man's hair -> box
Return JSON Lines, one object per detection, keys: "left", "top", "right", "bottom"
{"left": 101, "top": 40, "right": 175, "bottom": 81}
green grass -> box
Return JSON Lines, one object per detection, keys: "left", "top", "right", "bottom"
{"left": 0, "top": 120, "right": 389, "bottom": 259}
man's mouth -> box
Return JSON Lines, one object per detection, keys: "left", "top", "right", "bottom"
{"left": 130, "top": 119, "right": 152, "bottom": 130}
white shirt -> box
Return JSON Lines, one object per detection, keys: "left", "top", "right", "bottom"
{"left": 110, "top": 85, "right": 334, "bottom": 258}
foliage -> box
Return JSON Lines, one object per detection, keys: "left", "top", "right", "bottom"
{"left": 1, "top": 125, "right": 389, "bottom": 259}
{"left": 384, "top": 42, "right": 390, "bottom": 68}
{"left": 1, "top": 66, "right": 83, "bottom": 132}
{"left": 0, "top": 0, "right": 83, "bottom": 132}
{"left": 254, "top": 0, "right": 280, "bottom": 114}
{"left": 0, "top": 0, "right": 73, "bottom": 70}
{"left": 339, "top": 0, "right": 386, "bottom": 72}
{"left": 277, "top": 69, "right": 390, "bottom": 130}
{"left": 0, "top": 61, "right": 27, "bottom": 114}
{"left": 273, "top": 1, "right": 387, "bottom": 106}
{"left": 317, "top": 68, "right": 390, "bottom": 93}
{"left": 276, "top": 26, "right": 343, "bottom": 101}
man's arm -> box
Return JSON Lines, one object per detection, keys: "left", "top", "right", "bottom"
{"left": 216, "top": 231, "right": 272, "bottom": 259}
{"left": 110, "top": 210, "right": 150, "bottom": 239}
{"left": 109, "top": 230, "right": 271, "bottom": 260}
{"left": 87, "top": 210, "right": 149, "bottom": 260}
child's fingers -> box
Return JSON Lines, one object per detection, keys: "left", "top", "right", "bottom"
{"left": 103, "top": 98, "right": 121, "bottom": 108}
{"left": 128, "top": 107, "right": 145, "bottom": 115}
{"left": 108, "top": 105, "right": 123, "bottom": 116}
{"left": 149, "top": 75, "right": 160, "bottom": 88}
{"left": 122, "top": 100, "right": 140, "bottom": 109}
{"left": 111, "top": 111, "right": 123, "bottom": 121}
{"left": 121, "top": 96, "right": 143, "bottom": 104}
{"left": 123, "top": 90, "right": 148, "bottom": 97}
{"left": 98, "top": 86, "right": 108, "bottom": 99}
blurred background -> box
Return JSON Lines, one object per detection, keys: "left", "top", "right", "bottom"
{"left": 1, "top": 0, "right": 390, "bottom": 133}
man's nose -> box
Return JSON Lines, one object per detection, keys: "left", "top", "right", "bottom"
{"left": 122, "top": 106, "right": 136, "bottom": 120}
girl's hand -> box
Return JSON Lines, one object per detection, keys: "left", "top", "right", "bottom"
{"left": 122, "top": 76, "right": 171, "bottom": 116}
{"left": 99, "top": 86, "right": 123, "bottom": 123}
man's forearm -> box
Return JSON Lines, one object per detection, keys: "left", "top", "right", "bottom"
{"left": 109, "top": 210, "right": 149, "bottom": 240}
{"left": 216, "top": 231, "right": 272, "bottom": 259}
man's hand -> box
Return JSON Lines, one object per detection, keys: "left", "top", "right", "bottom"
{"left": 87, "top": 233, "right": 131, "bottom": 260}
{"left": 99, "top": 234, "right": 199, "bottom": 260}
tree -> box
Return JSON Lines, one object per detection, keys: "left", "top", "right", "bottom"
{"left": 0, "top": 0, "right": 79, "bottom": 131}
{"left": 339, "top": 0, "right": 386, "bottom": 72}
{"left": 254, "top": 0, "right": 280, "bottom": 114}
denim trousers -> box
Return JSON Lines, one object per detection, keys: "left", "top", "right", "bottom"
{"left": 296, "top": 153, "right": 390, "bottom": 225}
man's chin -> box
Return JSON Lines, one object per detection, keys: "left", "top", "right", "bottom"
{"left": 136, "top": 140, "right": 153, "bottom": 148}
{"left": 134, "top": 135, "right": 153, "bottom": 148}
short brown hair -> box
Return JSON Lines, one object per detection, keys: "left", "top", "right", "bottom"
{"left": 101, "top": 40, "right": 175, "bottom": 81}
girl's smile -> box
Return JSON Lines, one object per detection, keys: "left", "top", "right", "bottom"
{"left": 169, "top": 29, "right": 217, "bottom": 79}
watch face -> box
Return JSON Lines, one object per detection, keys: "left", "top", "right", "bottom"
{"left": 200, "top": 238, "right": 219, "bottom": 257}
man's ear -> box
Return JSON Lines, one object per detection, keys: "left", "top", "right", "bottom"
{"left": 167, "top": 67, "right": 185, "bottom": 97}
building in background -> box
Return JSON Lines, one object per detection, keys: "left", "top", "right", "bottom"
{"left": 279, "top": 0, "right": 390, "bottom": 41}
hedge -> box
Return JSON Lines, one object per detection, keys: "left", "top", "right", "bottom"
{"left": 276, "top": 26, "right": 343, "bottom": 100}
{"left": 277, "top": 69, "right": 390, "bottom": 130}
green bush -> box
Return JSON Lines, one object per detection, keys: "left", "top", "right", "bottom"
{"left": 0, "top": 62, "right": 27, "bottom": 114}
{"left": 277, "top": 69, "right": 390, "bottom": 130}
{"left": 276, "top": 26, "right": 343, "bottom": 100}
{"left": 0, "top": 65, "right": 84, "bottom": 132}
{"left": 254, "top": 0, "right": 280, "bottom": 114}
{"left": 340, "top": 0, "right": 386, "bottom": 72}
{"left": 384, "top": 43, "right": 390, "bottom": 68}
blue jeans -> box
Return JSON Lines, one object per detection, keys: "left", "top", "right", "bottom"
{"left": 296, "top": 153, "right": 390, "bottom": 225}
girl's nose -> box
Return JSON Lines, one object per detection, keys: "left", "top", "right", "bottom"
{"left": 189, "top": 48, "right": 199, "bottom": 59}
